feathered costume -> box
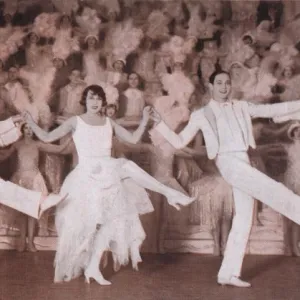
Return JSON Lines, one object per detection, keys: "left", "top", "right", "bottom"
{"left": 76, "top": 7, "right": 105, "bottom": 84}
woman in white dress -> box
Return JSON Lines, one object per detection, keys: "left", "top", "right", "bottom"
{"left": 23, "top": 85, "right": 194, "bottom": 285}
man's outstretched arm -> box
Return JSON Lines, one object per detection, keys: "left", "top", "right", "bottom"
{"left": 247, "top": 101, "right": 300, "bottom": 121}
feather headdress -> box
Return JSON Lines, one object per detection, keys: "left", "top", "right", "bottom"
{"left": 0, "top": 28, "right": 27, "bottom": 63}
{"left": 187, "top": 2, "right": 220, "bottom": 40}
{"left": 4, "top": 0, "right": 18, "bottom": 16}
{"left": 270, "top": 36, "right": 298, "bottom": 69}
{"left": 76, "top": 7, "right": 102, "bottom": 42}
{"left": 145, "top": 10, "right": 170, "bottom": 41}
{"left": 86, "top": 0, "right": 120, "bottom": 18}
{"left": 162, "top": 0, "right": 184, "bottom": 21}
{"left": 111, "top": 20, "right": 143, "bottom": 66}
{"left": 230, "top": 0, "right": 259, "bottom": 22}
{"left": 161, "top": 35, "right": 195, "bottom": 64}
{"left": 288, "top": 122, "right": 300, "bottom": 140}
{"left": 223, "top": 32, "right": 256, "bottom": 70}
{"left": 32, "top": 13, "right": 60, "bottom": 38}
{"left": 161, "top": 72, "right": 195, "bottom": 103}
{"left": 51, "top": 0, "right": 79, "bottom": 16}
{"left": 52, "top": 33, "right": 80, "bottom": 62}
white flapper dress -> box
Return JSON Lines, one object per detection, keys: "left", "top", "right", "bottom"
{"left": 54, "top": 117, "right": 155, "bottom": 282}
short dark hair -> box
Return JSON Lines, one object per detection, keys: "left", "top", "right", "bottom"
{"left": 106, "top": 103, "right": 118, "bottom": 111}
{"left": 209, "top": 70, "right": 230, "bottom": 84}
{"left": 80, "top": 85, "right": 107, "bottom": 107}
{"left": 20, "top": 123, "right": 36, "bottom": 139}
{"left": 242, "top": 35, "right": 253, "bottom": 43}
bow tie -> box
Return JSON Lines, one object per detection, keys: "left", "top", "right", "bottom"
{"left": 220, "top": 101, "right": 232, "bottom": 107}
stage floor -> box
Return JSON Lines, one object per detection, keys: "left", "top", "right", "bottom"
{"left": 0, "top": 251, "right": 299, "bottom": 300}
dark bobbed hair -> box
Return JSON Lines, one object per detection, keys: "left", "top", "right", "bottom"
{"left": 209, "top": 70, "right": 231, "bottom": 84}
{"left": 80, "top": 85, "right": 107, "bottom": 107}
{"left": 128, "top": 72, "right": 144, "bottom": 90}
{"left": 242, "top": 35, "right": 253, "bottom": 43}
{"left": 106, "top": 103, "right": 118, "bottom": 110}
{"left": 20, "top": 123, "right": 36, "bottom": 139}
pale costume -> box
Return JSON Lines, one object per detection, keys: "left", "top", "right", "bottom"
{"left": 3, "top": 81, "right": 39, "bottom": 122}
{"left": 230, "top": 0, "right": 258, "bottom": 32}
{"left": 123, "top": 88, "right": 145, "bottom": 120}
{"left": 59, "top": 84, "right": 86, "bottom": 117}
{"left": 280, "top": 74, "right": 300, "bottom": 102}
{"left": 107, "top": 19, "right": 143, "bottom": 71}
{"left": 186, "top": 1, "right": 221, "bottom": 41}
{"left": 19, "top": 67, "right": 56, "bottom": 128}
{"left": 155, "top": 99, "right": 300, "bottom": 281}
{"left": 83, "top": 50, "right": 106, "bottom": 84}
{"left": 76, "top": 7, "right": 105, "bottom": 84}
{"left": 228, "top": 62, "right": 259, "bottom": 101}
{"left": 0, "top": 118, "right": 44, "bottom": 219}
{"left": 54, "top": 116, "right": 192, "bottom": 282}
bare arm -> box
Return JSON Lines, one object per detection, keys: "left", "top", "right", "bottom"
{"left": 110, "top": 106, "right": 150, "bottom": 144}
{"left": 247, "top": 101, "right": 300, "bottom": 120}
{"left": 111, "top": 118, "right": 148, "bottom": 144}
{"left": 24, "top": 112, "right": 75, "bottom": 143}
{"left": 0, "top": 145, "right": 16, "bottom": 161}
{"left": 153, "top": 111, "right": 202, "bottom": 150}
{"left": 37, "top": 137, "right": 74, "bottom": 154}
{"left": 115, "top": 139, "right": 153, "bottom": 153}
{"left": 176, "top": 146, "right": 207, "bottom": 158}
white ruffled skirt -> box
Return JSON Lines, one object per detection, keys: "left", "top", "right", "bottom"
{"left": 54, "top": 156, "right": 154, "bottom": 282}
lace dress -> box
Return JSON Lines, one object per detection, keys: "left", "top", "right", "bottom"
{"left": 54, "top": 117, "right": 154, "bottom": 282}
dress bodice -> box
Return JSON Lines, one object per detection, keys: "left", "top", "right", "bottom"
{"left": 72, "top": 116, "right": 113, "bottom": 161}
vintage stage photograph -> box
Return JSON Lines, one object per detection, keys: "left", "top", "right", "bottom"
{"left": 0, "top": 0, "right": 300, "bottom": 299}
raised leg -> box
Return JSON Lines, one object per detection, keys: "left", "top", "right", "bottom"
{"left": 217, "top": 153, "right": 300, "bottom": 225}
{"left": 121, "top": 161, "right": 194, "bottom": 208}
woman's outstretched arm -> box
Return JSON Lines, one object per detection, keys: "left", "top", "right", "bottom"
{"left": 110, "top": 106, "right": 151, "bottom": 144}
{"left": 37, "top": 137, "right": 75, "bottom": 154}
{"left": 0, "top": 145, "right": 16, "bottom": 161}
{"left": 23, "top": 111, "right": 76, "bottom": 143}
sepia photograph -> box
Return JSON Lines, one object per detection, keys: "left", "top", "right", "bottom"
{"left": 0, "top": 0, "right": 299, "bottom": 299}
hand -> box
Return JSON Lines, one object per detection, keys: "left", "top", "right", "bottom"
{"left": 22, "top": 111, "right": 34, "bottom": 125}
{"left": 55, "top": 115, "right": 67, "bottom": 125}
{"left": 11, "top": 114, "right": 22, "bottom": 123}
{"left": 167, "top": 195, "right": 195, "bottom": 210}
{"left": 142, "top": 106, "right": 151, "bottom": 122}
{"left": 149, "top": 108, "right": 162, "bottom": 124}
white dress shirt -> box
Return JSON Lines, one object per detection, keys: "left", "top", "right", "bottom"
{"left": 210, "top": 100, "right": 247, "bottom": 153}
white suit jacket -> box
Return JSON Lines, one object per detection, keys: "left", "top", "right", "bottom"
{"left": 155, "top": 99, "right": 300, "bottom": 159}
{"left": 0, "top": 118, "right": 21, "bottom": 147}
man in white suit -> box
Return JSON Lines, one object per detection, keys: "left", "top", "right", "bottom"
{"left": 150, "top": 70, "right": 300, "bottom": 287}
{"left": 0, "top": 115, "right": 66, "bottom": 220}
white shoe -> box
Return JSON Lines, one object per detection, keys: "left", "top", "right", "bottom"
{"left": 217, "top": 276, "right": 251, "bottom": 288}
{"left": 84, "top": 267, "right": 111, "bottom": 285}
{"left": 167, "top": 193, "right": 195, "bottom": 210}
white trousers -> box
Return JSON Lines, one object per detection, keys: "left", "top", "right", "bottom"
{"left": 0, "top": 179, "right": 40, "bottom": 219}
{"left": 216, "top": 151, "right": 300, "bottom": 279}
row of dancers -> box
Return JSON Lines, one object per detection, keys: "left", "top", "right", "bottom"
{"left": 2, "top": 70, "right": 300, "bottom": 287}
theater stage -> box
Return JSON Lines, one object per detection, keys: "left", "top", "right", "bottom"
{"left": 0, "top": 252, "right": 299, "bottom": 300}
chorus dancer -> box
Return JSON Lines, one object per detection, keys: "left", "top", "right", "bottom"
{"left": 23, "top": 84, "right": 194, "bottom": 285}
{"left": 150, "top": 69, "right": 300, "bottom": 288}
{"left": 0, "top": 123, "right": 73, "bottom": 251}
{"left": 0, "top": 115, "right": 67, "bottom": 220}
